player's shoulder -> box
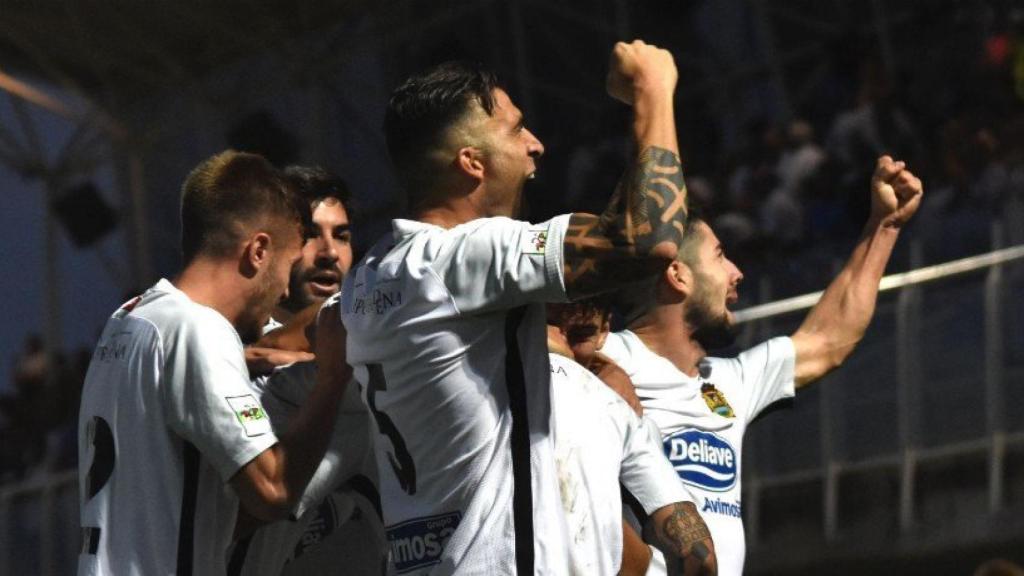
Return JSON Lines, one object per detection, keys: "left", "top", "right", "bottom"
{"left": 708, "top": 336, "right": 795, "bottom": 369}
{"left": 600, "top": 330, "right": 646, "bottom": 374}
{"left": 133, "top": 279, "right": 237, "bottom": 343}
{"left": 548, "top": 353, "right": 632, "bottom": 414}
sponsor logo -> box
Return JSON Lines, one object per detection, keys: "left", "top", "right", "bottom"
{"left": 225, "top": 395, "right": 272, "bottom": 437}
{"left": 349, "top": 288, "right": 403, "bottom": 316}
{"left": 388, "top": 511, "right": 461, "bottom": 574}
{"left": 663, "top": 429, "right": 737, "bottom": 492}
{"left": 702, "top": 496, "right": 742, "bottom": 518}
{"left": 292, "top": 498, "right": 339, "bottom": 560}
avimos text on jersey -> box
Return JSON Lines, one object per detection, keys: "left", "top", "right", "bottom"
{"left": 663, "top": 429, "right": 737, "bottom": 492}
{"left": 387, "top": 511, "right": 461, "bottom": 574}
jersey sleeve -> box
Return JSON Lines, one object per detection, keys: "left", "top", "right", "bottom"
{"left": 426, "top": 215, "right": 570, "bottom": 314}
{"left": 721, "top": 336, "right": 796, "bottom": 422}
{"left": 162, "top": 312, "right": 279, "bottom": 481}
{"left": 612, "top": 396, "right": 694, "bottom": 515}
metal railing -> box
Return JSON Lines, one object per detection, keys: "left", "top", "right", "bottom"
{"left": 0, "top": 469, "right": 78, "bottom": 576}
{"left": 736, "top": 226, "right": 1024, "bottom": 546}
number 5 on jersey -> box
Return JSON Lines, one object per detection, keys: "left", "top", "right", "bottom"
{"left": 366, "top": 363, "right": 417, "bottom": 495}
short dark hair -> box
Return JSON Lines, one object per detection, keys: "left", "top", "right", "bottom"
{"left": 282, "top": 165, "right": 354, "bottom": 219}
{"left": 612, "top": 206, "right": 706, "bottom": 325}
{"left": 180, "top": 150, "right": 300, "bottom": 263}
{"left": 384, "top": 61, "right": 500, "bottom": 205}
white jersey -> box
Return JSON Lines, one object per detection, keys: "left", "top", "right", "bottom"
{"left": 548, "top": 353, "right": 691, "bottom": 575}
{"left": 77, "top": 279, "right": 277, "bottom": 576}
{"left": 601, "top": 331, "right": 795, "bottom": 576}
{"left": 229, "top": 339, "right": 387, "bottom": 576}
{"left": 341, "top": 216, "right": 572, "bottom": 575}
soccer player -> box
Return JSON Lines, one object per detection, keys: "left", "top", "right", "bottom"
{"left": 337, "top": 40, "right": 715, "bottom": 574}
{"left": 77, "top": 151, "right": 351, "bottom": 575}
{"left": 601, "top": 156, "right": 924, "bottom": 575}
{"left": 546, "top": 320, "right": 714, "bottom": 575}
{"left": 230, "top": 166, "right": 387, "bottom": 575}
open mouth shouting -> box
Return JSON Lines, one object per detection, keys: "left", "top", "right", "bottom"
{"left": 307, "top": 268, "right": 341, "bottom": 297}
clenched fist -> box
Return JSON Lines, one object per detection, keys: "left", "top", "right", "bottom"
{"left": 606, "top": 40, "right": 677, "bottom": 105}
{"left": 870, "top": 155, "right": 924, "bottom": 228}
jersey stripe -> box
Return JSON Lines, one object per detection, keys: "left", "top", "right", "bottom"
{"left": 504, "top": 306, "right": 534, "bottom": 575}
{"left": 345, "top": 474, "right": 383, "bottom": 521}
{"left": 226, "top": 534, "right": 253, "bottom": 576}
{"left": 176, "top": 442, "right": 200, "bottom": 575}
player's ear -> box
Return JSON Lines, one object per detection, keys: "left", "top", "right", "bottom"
{"left": 241, "top": 232, "right": 272, "bottom": 278}
{"left": 456, "top": 146, "right": 485, "bottom": 180}
{"left": 664, "top": 260, "right": 693, "bottom": 298}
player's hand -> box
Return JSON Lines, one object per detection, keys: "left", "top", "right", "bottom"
{"left": 591, "top": 354, "right": 643, "bottom": 416}
{"left": 870, "top": 155, "right": 923, "bottom": 228}
{"left": 313, "top": 294, "right": 351, "bottom": 388}
{"left": 245, "top": 347, "right": 314, "bottom": 376}
{"left": 606, "top": 40, "right": 677, "bottom": 105}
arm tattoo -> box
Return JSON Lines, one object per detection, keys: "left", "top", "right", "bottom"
{"left": 654, "top": 502, "right": 714, "bottom": 573}
{"left": 564, "top": 146, "right": 688, "bottom": 299}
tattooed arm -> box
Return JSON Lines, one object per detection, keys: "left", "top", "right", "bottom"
{"left": 644, "top": 501, "right": 717, "bottom": 576}
{"left": 564, "top": 41, "right": 688, "bottom": 300}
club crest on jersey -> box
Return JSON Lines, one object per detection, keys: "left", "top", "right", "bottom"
{"left": 663, "top": 429, "right": 737, "bottom": 492}
{"left": 225, "top": 395, "right": 272, "bottom": 437}
{"left": 700, "top": 382, "right": 734, "bottom": 418}
{"left": 522, "top": 226, "right": 548, "bottom": 255}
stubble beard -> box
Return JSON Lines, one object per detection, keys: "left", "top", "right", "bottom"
{"left": 685, "top": 272, "right": 737, "bottom": 352}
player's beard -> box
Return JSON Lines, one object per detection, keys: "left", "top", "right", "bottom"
{"left": 685, "top": 270, "right": 737, "bottom": 352}
{"left": 239, "top": 268, "right": 282, "bottom": 344}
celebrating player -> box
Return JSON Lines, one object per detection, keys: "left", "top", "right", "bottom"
{"left": 546, "top": 317, "right": 715, "bottom": 575}
{"left": 230, "top": 166, "right": 387, "bottom": 575}
{"left": 76, "top": 151, "right": 351, "bottom": 575}
{"left": 334, "top": 40, "right": 715, "bottom": 575}
{"left": 601, "top": 156, "right": 924, "bottom": 575}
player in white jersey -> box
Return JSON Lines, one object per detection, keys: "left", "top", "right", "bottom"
{"left": 546, "top": 322, "right": 706, "bottom": 575}
{"left": 601, "top": 156, "right": 924, "bottom": 575}
{"left": 77, "top": 151, "right": 352, "bottom": 575}
{"left": 334, "top": 42, "right": 716, "bottom": 575}
{"left": 231, "top": 166, "right": 389, "bottom": 575}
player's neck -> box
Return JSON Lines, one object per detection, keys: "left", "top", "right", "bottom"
{"left": 415, "top": 184, "right": 494, "bottom": 228}
{"left": 630, "top": 307, "right": 705, "bottom": 378}
{"left": 272, "top": 305, "right": 294, "bottom": 324}
{"left": 174, "top": 258, "right": 248, "bottom": 326}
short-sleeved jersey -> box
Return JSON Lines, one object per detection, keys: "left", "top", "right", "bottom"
{"left": 341, "top": 216, "right": 572, "bottom": 575}
{"left": 548, "top": 353, "right": 691, "bottom": 575}
{"left": 229, "top": 340, "right": 388, "bottom": 576}
{"left": 77, "top": 279, "right": 278, "bottom": 576}
{"left": 601, "top": 331, "right": 796, "bottom": 576}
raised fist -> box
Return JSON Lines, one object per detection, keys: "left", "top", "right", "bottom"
{"left": 606, "top": 40, "right": 677, "bottom": 105}
{"left": 870, "top": 155, "right": 923, "bottom": 228}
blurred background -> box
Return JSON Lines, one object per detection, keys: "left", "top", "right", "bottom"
{"left": 0, "top": 0, "right": 1022, "bottom": 574}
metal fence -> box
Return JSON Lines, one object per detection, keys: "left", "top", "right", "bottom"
{"left": 738, "top": 226, "right": 1024, "bottom": 568}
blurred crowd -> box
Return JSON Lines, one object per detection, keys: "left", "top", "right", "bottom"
{"left": 559, "top": 10, "right": 1024, "bottom": 300}
{"left": 0, "top": 334, "right": 86, "bottom": 482}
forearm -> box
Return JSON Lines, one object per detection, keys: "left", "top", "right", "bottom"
{"left": 564, "top": 146, "right": 688, "bottom": 299}
{"left": 277, "top": 367, "right": 348, "bottom": 506}
{"left": 645, "top": 501, "right": 717, "bottom": 576}
{"left": 793, "top": 217, "right": 900, "bottom": 385}
{"left": 621, "top": 519, "right": 652, "bottom": 576}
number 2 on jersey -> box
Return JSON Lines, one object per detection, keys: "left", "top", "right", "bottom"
{"left": 366, "top": 363, "right": 417, "bottom": 495}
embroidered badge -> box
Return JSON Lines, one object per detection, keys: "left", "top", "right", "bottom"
{"left": 522, "top": 227, "right": 548, "bottom": 255}
{"left": 225, "top": 395, "right": 272, "bottom": 437}
{"left": 700, "top": 383, "right": 735, "bottom": 418}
